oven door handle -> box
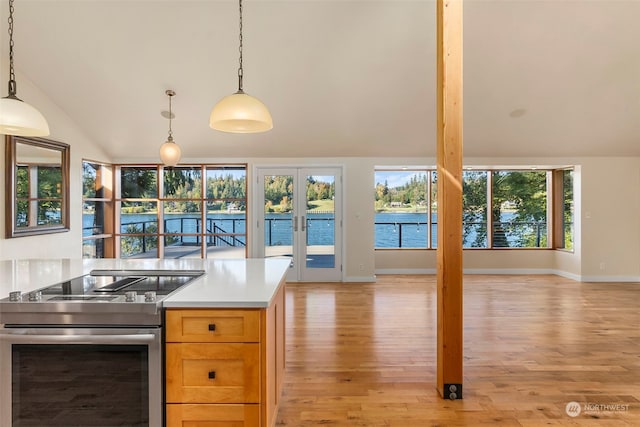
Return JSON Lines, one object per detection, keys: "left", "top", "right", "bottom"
{"left": 0, "top": 333, "right": 157, "bottom": 344}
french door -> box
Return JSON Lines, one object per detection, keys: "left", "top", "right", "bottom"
{"left": 255, "top": 167, "right": 342, "bottom": 282}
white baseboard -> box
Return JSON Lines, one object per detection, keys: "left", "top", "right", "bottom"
{"left": 578, "top": 275, "right": 640, "bottom": 283}
{"left": 343, "top": 275, "right": 377, "bottom": 283}
{"left": 376, "top": 268, "right": 555, "bottom": 276}
{"left": 463, "top": 268, "right": 556, "bottom": 275}
{"left": 374, "top": 268, "right": 640, "bottom": 283}
{"left": 375, "top": 268, "right": 435, "bottom": 275}
{"left": 551, "top": 269, "right": 581, "bottom": 281}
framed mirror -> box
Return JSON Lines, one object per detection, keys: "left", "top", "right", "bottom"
{"left": 5, "top": 135, "right": 70, "bottom": 238}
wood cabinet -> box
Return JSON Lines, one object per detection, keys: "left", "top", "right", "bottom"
{"left": 165, "top": 283, "right": 285, "bottom": 427}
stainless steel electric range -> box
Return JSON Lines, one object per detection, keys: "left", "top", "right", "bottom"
{"left": 0, "top": 269, "right": 205, "bottom": 427}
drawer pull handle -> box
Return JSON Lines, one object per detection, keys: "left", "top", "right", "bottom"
{"left": 208, "top": 371, "right": 216, "bottom": 380}
{"left": 208, "top": 324, "right": 216, "bottom": 331}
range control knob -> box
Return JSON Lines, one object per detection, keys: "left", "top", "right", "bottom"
{"left": 28, "top": 291, "right": 42, "bottom": 302}
{"left": 125, "top": 291, "right": 137, "bottom": 302}
{"left": 9, "top": 291, "right": 22, "bottom": 302}
{"left": 144, "top": 291, "right": 156, "bottom": 302}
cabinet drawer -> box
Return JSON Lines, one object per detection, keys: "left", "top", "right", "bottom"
{"left": 166, "top": 404, "right": 260, "bottom": 426}
{"left": 166, "top": 343, "right": 260, "bottom": 403}
{"left": 166, "top": 309, "right": 261, "bottom": 343}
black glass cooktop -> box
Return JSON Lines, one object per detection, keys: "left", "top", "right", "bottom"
{"left": 40, "top": 270, "right": 205, "bottom": 297}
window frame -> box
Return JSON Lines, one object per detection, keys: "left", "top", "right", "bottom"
{"left": 374, "top": 168, "right": 433, "bottom": 249}
{"left": 374, "top": 166, "right": 574, "bottom": 250}
{"left": 114, "top": 163, "right": 248, "bottom": 259}
{"left": 82, "top": 159, "right": 115, "bottom": 258}
{"left": 552, "top": 168, "right": 575, "bottom": 252}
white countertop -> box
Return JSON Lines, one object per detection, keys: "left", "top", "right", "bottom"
{"left": 163, "top": 258, "right": 290, "bottom": 308}
{"left": 0, "top": 258, "right": 290, "bottom": 308}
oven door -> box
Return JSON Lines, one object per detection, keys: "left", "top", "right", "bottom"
{"left": 0, "top": 327, "right": 162, "bottom": 427}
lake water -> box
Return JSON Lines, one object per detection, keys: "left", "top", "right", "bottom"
{"left": 375, "top": 212, "right": 433, "bottom": 248}
{"left": 83, "top": 212, "right": 337, "bottom": 247}
{"left": 84, "top": 212, "right": 522, "bottom": 249}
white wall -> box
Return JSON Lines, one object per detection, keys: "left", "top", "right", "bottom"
{"left": 0, "top": 67, "right": 110, "bottom": 260}
{"left": 577, "top": 157, "right": 640, "bottom": 281}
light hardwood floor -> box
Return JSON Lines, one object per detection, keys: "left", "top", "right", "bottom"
{"left": 275, "top": 275, "right": 640, "bottom": 426}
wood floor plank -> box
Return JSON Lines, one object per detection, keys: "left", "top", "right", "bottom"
{"left": 275, "top": 275, "right": 640, "bottom": 426}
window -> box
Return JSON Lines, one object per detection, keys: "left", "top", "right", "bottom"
{"left": 491, "top": 170, "right": 548, "bottom": 248}
{"left": 116, "top": 164, "right": 247, "bottom": 259}
{"left": 204, "top": 166, "right": 247, "bottom": 256}
{"left": 119, "top": 166, "right": 159, "bottom": 257}
{"left": 462, "top": 171, "right": 488, "bottom": 248}
{"left": 561, "top": 169, "right": 574, "bottom": 250}
{"left": 553, "top": 168, "right": 574, "bottom": 250}
{"left": 374, "top": 170, "right": 430, "bottom": 249}
{"left": 163, "top": 167, "right": 203, "bottom": 258}
{"left": 375, "top": 167, "right": 572, "bottom": 250}
{"left": 82, "top": 161, "right": 114, "bottom": 258}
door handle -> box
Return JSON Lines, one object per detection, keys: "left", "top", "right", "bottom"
{"left": 293, "top": 215, "right": 298, "bottom": 232}
{"left": 301, "top": 215, "right": 306, "bottom": 232}
{"left": 0, "top": 333, "right": 158, "bottom": 344}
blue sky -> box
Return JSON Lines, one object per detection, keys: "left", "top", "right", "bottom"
{"left": 375, "top": 171, "right": 427, "bottom": 189}
{"left": 207, "top": 168, "right": 246, "bottom": 180}
{"left": 309, "top": 175, "right": 334, "bottom": 184}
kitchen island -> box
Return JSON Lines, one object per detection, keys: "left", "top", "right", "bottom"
{"left": 163, "top": 258, "right": 289, "bottom": 427}
{"left": 0, "top": 257, "right": 290, "bottom": 427}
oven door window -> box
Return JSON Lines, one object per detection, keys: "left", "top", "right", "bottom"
{"left": 12, "top": 344, "right": 149, "bottom": 426}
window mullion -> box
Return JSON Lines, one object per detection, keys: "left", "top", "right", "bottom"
{"left": 487, "top": 171, "right": 493, "bottom": 248}
{"left": 158, "top": 165, "right": 165, "bottom": 258}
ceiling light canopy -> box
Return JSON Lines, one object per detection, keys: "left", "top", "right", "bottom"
{"left": 0, "top": 0, "right": 49, "bottom": 137}
{"left": 210, "top": 0, "right": 272, "bottom": 134}
{"left": 159, "top": 90, "right": 181, "bottom": 167}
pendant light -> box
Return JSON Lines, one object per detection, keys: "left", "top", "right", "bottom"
{"left": 209, "top": 0, "right": 272, "bottom": 133}
{"left": 159, "top": 90, "right": 181, "bottom": 167}
{"left": 0, "top": 0, "right": 49, "bottom": 136}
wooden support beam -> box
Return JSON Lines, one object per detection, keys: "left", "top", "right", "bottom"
{"left": 436, "top": 0, "right": 463, "bottom": 400}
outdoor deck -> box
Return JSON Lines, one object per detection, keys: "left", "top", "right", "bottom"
{"left": 129, "top": 244, "right": 336, "bottom": 269}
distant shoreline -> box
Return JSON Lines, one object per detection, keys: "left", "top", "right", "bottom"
{"left": 375, "top": 208, "right": 428, "bottom": 213}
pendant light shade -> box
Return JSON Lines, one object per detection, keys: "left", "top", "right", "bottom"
{"left": 210, "top": 91, "right": 273, "bottom": 133}
{"left": 0, "top": 96, "right": 50, "bottom": 136}
{"left": 1, "top": 0, "right": 49, "bottom": 137}
{"left": 210, "top": 0, "right": 272, "bottom": 134}
{"left": 159, "top": 138, "right": 181, "bottom": 167}
{"left": 159, "top": 90, "right": 181, "bottom": 167}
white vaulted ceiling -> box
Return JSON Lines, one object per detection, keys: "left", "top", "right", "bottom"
{"left": 2, "top": 0, "right": 639, "bottom": 160}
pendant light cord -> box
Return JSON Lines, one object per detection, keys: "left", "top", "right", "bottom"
{"left": 237, "top": 0, "right": 244, "bottom": 93}
{"left": 167, "top": 90, "right": 174, "bottom": 142}
{"left": 6, "top": 0, "right": 18, "bottom": 98}
{"left": 168, "top": 94, "right": 173, "bottom": 139}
